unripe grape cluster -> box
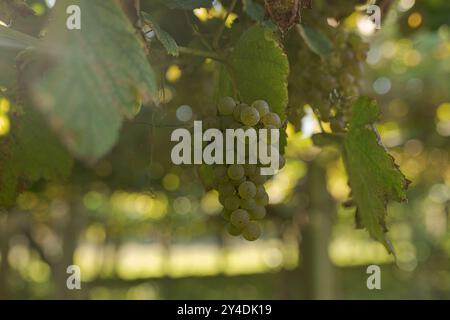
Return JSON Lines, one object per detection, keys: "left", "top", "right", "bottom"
{"left": 289, "top": 30, "right": 369, "bottom": 132}
{"left": 204, "top": 97, "right": 285, "bottom": 241}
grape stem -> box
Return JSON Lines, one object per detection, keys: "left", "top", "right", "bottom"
{"left": 178, "top": 46, "right": 226, "bottom": 62}
{"left": 213, "top": 0, "right": 238, "bottom": 50}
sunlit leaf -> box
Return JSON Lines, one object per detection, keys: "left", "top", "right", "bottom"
{"left": 342, "top": 97, "right": 409, "bottom": 253}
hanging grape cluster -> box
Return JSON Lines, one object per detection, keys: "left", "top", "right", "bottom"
{"left": 203, "top": 97, "right": 285, "bottom": 241}
{"left": 289, "top": 30, "right": 369, "bottom": 131}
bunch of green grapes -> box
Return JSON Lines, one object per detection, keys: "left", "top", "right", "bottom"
{"left": 289, "top": 30, "right": 369, "bottom": 132}
{"left": 204, "top": 97, "right": 285, "bottom": 241}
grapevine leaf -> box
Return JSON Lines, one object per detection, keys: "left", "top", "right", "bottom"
{"left": 0, "top": 25, "right": 40, "bottom": 50}
{"left": 230, "top": 25, "right": 289, "bottom": 119}
{"left": 0, "top": 109, "right": 73, "bottom": 208}
{"left": 23, "top": 0, "right": 157, "bottom": 162}
{"left": 0, "top": 26, "right": 39, "bottom": 86}
{"left": 142, "top": 12, "right": 179, "bottom": 57}
{"left": 311, "top": 132, "right": 343, "bottom": 147}
{"left": 297, "top": 25, "right": 332, "bottom": 57}
{"left": 342, "top": 97, "right": 409, "bottom": 253}
{"left": 155, "top": 0, "right": 213, "bottom": 10}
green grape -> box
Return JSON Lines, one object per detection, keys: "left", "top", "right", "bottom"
{"left": 343, "top": 85, "right": 359, "bottom": 97}
{"left": 244, "top": 164, "right": 257, "bottom": 176}
{"left": 329, "top": 51, "right": 342, "bottom": 69}
{"left": 255, "top": 192, "right": 269, "bottom": 206}
{"left": 218, "top": 183, "right": 235, "bottom": 196}
{"left": 319, "top": 74, "right": 338, "bottom": 91}
{"left": 227, "top": 164, "right": 245, "bottom": 180}
{"left": 238, "top": 181, "right": 257, "bottom": 199}
{"left": 252, "top": 100, "right": 270, "bottom": 118}
{"left": 230, "top": 177, "right": 245, "bottom": 187}
{"left": 218, "top": 96, "right": 236, "bottom": 115}
{"left": 230, "top": 209, "right": 250, "bottom": 229}
{"left": 250, "top": 205, "right": 266, "bottom": 220}
{"left": 249, "top": 170, "right": 267, "bottom": 185}
{"left": 255, "top": 185, "right": 266, "bottom": 198}
{"left": 229, "top": 121, "right": 242, "bottom": 129}
{"left": 219, "top": 194, "right": 227, "bottom": 206}
{"left": 242, "top": 222, "right": 261, "bottom": 241}
{"left": 240, "top": 106, "right": 260, "bottom": 126}
{"left": 222, "top": 209, "right": 232, "bottom": 221}
{"left": 240, "top": 198, "right": 257, "bottom": 211}
{"left": 223, "top": 195, "right": 241, "bottom": 211}
{"left": 262, "top": 112, "right": 281, "bottom": 128}
{"left": 227, "top": 223, "right": 242, "bottom": 236}
{"left": 339, "top": 73, "right": 355, "bottom": 87}
{"left": 214, "top": 166, "right": 229, "bottom": 184}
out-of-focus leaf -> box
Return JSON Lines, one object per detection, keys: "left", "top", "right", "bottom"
{"left": 23, "top": 0, "right": 157, "bottom": 162}
{"left": 0, "top": 109, "right": 73, "bottom": 208}
{"left": 156, "top": 0, "right": 213, "bottom": 10}
{"left": 243, "top": 0, "right": 276, "bottom": 29}
{"left": 342, "top": 97, "right": 409, "bottom": 253}
{"left": 142, "top": 12, "right": 179, "bottom": 56}
{"left": 0, "top": 25, "right": 40, "bottom": 50}
{"left": 297, "top": 25, "right": 332, "bottom": 57}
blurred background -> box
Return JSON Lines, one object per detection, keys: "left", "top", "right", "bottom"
{"left": 0, "top": 0, "right": 449, "bottom": 299}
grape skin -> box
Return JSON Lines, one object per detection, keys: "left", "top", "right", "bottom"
{"left": 240, "top": 106, "right": 260, "bottom": 127}
{"left": 230, "top": 209, "right": 250, "bottom": 229}
{"left": 218, "top": 96, "right": 236, "bottom": 115}
{"left": 218, "top": 183, "right": 236, "bottom": 196}
{"left": 227, "top": 164, "right": 245, "bottom": 180}
{"left": 250, "top": 205, "right": 266, "bottom": 220}
{"left": 223, "top": 195, "right": 240, "bottom": 211}
{"left": 227, "top": 223, "right": 242, "bottom": 236}
{"left": 262, "top": 112, "right": 281, "bottom": 128}
{"left": 252, "top": 100, "right": 270, "bottom": 118}
{"left": 238, "top": 181, "right": 257, "bottom": 199}
{"left": 240, "top": 198, "right": 257, "bottom": 211}
{"left": 243, "top": 222, "right": 261, "bottom": 241}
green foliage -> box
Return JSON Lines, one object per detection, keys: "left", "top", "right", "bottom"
{"left": 24, "top": 0, "right": 157, "bottom": 161}
{"left": 0, "top": 0, "right": 409, "bottom": 252}
{"left": 0, "top": 109, "right": 73, "bottom": 208}
{"left": 342, "top": 97, "right": 409, "bottom": 253}
{"left": 156, "top": 0, "right": 213, "bottom": 10}
{"left": 0, "top": 24, "right": 40, "bottom": 50}
{"left": 243, "top": 0, "right": 276, "bottom": 29}
{"left": 142, "top": 12, "right": 179, "bottom": 57}
{"left": 230, "top": 25, "right": 289, "bottom": 119}
{"left": 297, "top": 25, "right": 332, "bottom": 58}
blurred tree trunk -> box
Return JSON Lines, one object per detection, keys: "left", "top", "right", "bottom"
{"left": 53, "top": 202, "right": 83, "bottom": 299}
{"left": 298, "top": 161, "right": 336, "bottom": 299}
